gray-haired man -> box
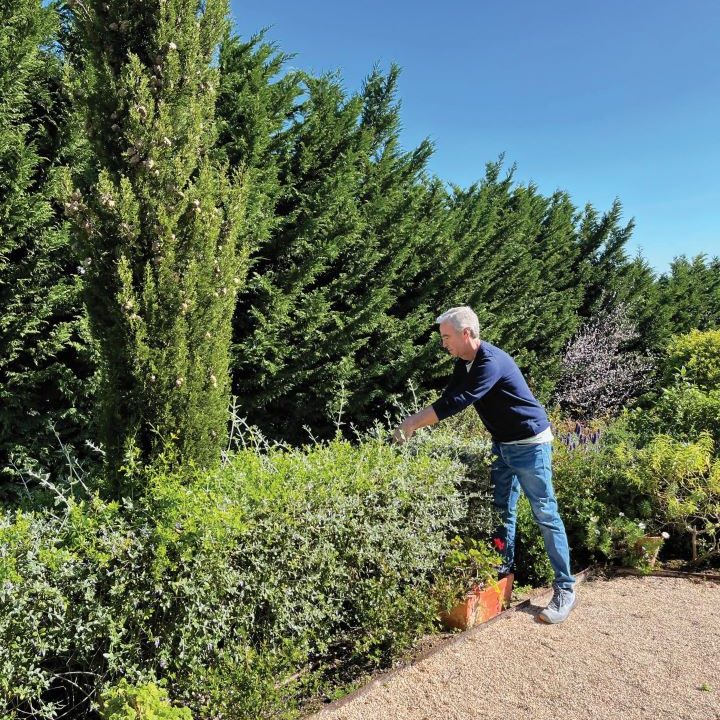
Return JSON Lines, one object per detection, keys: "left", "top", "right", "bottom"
{"left": 393, "top": 306, "right": 576, "bottom": 623}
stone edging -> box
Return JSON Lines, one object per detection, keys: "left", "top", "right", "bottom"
{"left": 612, "top": 566, "right": 720, "bottom": 582}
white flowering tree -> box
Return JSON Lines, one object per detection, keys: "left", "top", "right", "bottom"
{"left": 64, "top": 0, "right": 247, "bottom": 490}
{"left": 554, "top": 303, "right": 655, "bottom": 419}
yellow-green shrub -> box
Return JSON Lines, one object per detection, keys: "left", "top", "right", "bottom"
{"left": 99, "top": 681, "right": 191, "bottom": 720}
{"left": 621, "top": 433, "right": 720, "bottom": 560}
{"left": 663, "top": 328, "right": 720, "bottom": 390}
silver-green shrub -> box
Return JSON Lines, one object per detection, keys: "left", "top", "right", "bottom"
{"left": 1, "top": 435, "right": 468, "bottom": 719}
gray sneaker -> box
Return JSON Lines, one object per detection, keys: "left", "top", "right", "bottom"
{"left": 538, "top": 585, "right": 577, "bottom": 624}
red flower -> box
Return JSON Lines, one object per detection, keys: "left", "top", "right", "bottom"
{"left": 493, "top": 537, "right": 506, "bottom": 551}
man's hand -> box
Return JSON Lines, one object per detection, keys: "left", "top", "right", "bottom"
{"left": 392, "top": 406, "right": 439, "bottom": 445}
{"left": 392, "top": 421, "right": 415, "bottom": 445}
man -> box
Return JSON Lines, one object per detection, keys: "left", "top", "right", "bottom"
{"left": 393, "top": 306, "right": 576, "bottom": 624}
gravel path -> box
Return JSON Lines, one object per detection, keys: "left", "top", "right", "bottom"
{"left": 311, "top": 574, "right": 720, "bottom": 720}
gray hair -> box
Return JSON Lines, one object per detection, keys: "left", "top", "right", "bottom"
{"left": 436, "top": 306, "right": 480, "bottom": 339}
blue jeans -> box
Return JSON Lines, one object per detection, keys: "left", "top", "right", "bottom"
{"left": 491, "top": 440, "right": 574, "bottom": 590}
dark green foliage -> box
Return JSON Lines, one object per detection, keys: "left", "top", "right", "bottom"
{"left": 656, "top": 254, "right": 720, "bottom": 336}
{"left": 410, "top": 161, "right": 512, "bottom": 393}
{"left": 619, "top": 255, "right": 671, "bottom": 354}
{"left": 227, "top": 64, "right": 445, "bottom": 440}
{"left": 3, "top": 0, "right": 716, "bottom": 472}
{"left": 212, "top": 35, "right": 706, "bottom": 441}
{"left": 0, "top": 435, "right": 467, "bottom": 719}
{"left": 216, "top": 31, "right": 301, "bottom": 260}
{"left": 65, "top": 0, "right": 249, "bottom": 488}
{"left": 420, "top": 168, "right": 587, "bottom": 401}
{"left": 0, "top": 0, "right": 95, "bottom": 494}
{"left": 524, "top": 191, "right": 586, "bottom": 395}
{"left": 333, "top": 67, "right": 443, "bottom": 424}
{"left": 229, "top": 70, "right": 367, "bottom": 439}
{"left": 477, "top": 182, "right": 584, "bottom": 399}
{"left": 575, "top": 199, "right": 637, "bottom": 318}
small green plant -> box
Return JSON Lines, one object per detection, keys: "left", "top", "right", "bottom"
{"left": 511, "top": 583, "right": 535, "bottom": 601}
{"left": 699, "top": 682, "right": 712, "bottom": 692}
{"left": 602, "top": 514, "right": 665, "bottom": 573}
{"left": 434, "top": 536, "right": 503, "bottom": 609}
{"left": 99, "top": 680, "right": 191, "bottom": 720}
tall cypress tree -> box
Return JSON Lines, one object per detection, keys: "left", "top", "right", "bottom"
{"left": 66, "top": 0, "right": 247, "bottom": 488}
{"left": 0, "top": 0, "right": 94, "bottom": 492}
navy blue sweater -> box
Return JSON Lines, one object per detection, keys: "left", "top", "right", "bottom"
{"left": 431, "top": 341, "right": 549, "bottom": 442}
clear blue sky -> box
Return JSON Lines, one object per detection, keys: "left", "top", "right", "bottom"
{"left": 228, "top": 1, "right": 720, "bottom": 274}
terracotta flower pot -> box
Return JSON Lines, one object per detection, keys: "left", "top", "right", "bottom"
{"left": 440, "top": 573, "right": 514, "bottom": 630}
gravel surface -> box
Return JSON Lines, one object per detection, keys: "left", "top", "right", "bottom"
{"left": 311, "top": 574, "right": 720, "bottom": 720}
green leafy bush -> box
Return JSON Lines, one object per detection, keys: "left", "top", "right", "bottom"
{"left": 620, "top": 432, "right": 720, "bottom": 562}
{"left": 0, "top": 435, "right": 468, "bottom": 720}
{"left": 409, "top": 411, "right": 496, "bottom": 539}
{"left": 510, "top": 418, "right": 612, "bottom": 583}
{"left": 550, "top": 414, "right": 720, "bottom": 568}
{"left": 633, "top": 328, "right": 720, "bottom": 448}
{"left": 636, "top": 384, "right": 720, "bottom": 449}
{"left": 547, "top": 419, "right": 657, "bottom": 571}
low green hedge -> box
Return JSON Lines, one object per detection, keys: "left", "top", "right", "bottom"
{"left": 1, "top": 435, "right": 470, "bottom": 720}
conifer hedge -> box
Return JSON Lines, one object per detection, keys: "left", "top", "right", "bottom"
{"left": 2, "top": 0, "right": 718, "bottom": 483}
{"left": 0, "top": 0, "right": 94, "bottom": 494}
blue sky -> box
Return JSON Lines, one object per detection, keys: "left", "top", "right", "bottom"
{"left": 228, "top": 1, "right": 719, "bottom": 274}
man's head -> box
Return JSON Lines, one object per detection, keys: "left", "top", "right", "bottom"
{"left": 435, "top": 306, "right": 481, "bottom": 360}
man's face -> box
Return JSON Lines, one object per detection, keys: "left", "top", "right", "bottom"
{"left": 439, "top": 321, "right": 467, "bottom": 357}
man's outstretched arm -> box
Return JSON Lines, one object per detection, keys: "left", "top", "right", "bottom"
{"left": 393, "top": 405, "right": 439, "bottom": 444}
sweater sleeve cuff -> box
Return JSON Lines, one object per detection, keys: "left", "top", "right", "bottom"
{"left": 431, "top": 399, "right": 454, "bottom": 422}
